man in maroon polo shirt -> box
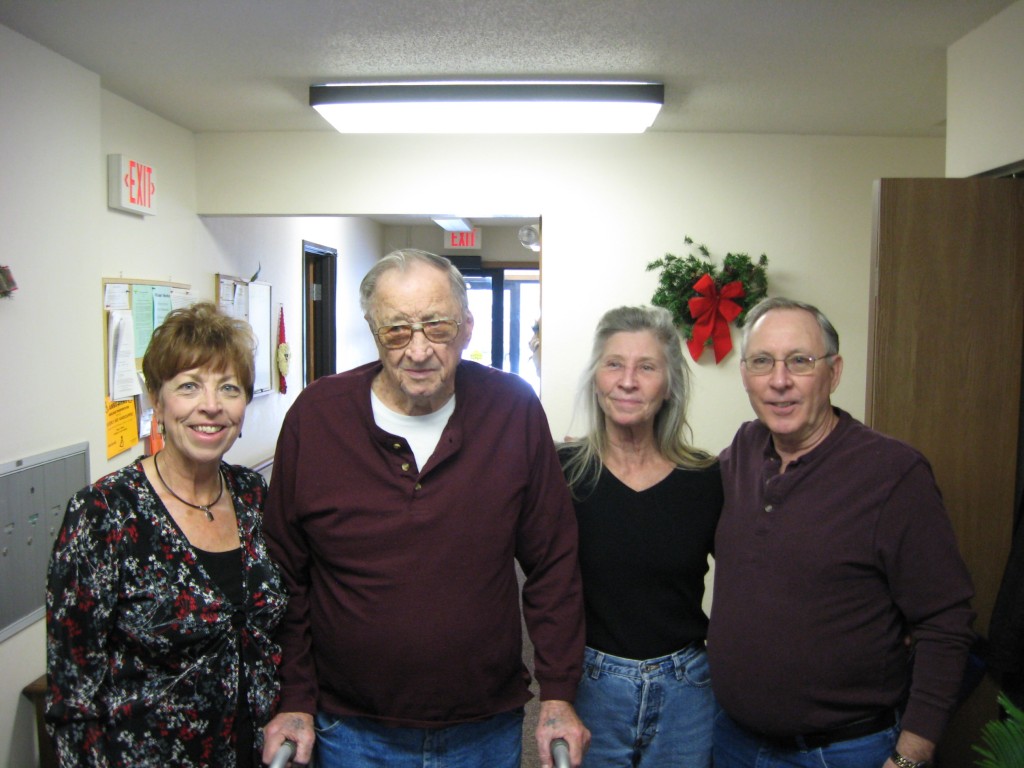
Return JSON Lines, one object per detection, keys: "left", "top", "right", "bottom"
{"left": 260, "top": 249, "right": 588, "bottom": 768}
{"left": 709, "top": 296, "right": 975, "bottom": 768}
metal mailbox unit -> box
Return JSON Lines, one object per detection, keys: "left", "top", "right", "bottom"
{"left": 0, "top": 442, "right": 89, "bottom": 642}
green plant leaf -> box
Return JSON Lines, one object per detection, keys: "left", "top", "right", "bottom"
{"left": 974, "top": 692, "right": 1024, "bottom": 767}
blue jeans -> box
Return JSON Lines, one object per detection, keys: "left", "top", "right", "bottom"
{"left": 574, "top": 644, "right": 715, "bottom": 767}
{"left": 712, "top": 709, "right": 900, "bottom": 768}
{"left": 313, "top": 709, "right": 523, "bottom": 768}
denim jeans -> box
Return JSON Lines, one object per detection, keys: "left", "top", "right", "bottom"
{"left": 574, "top": 643, "right": 715, "bottom": 767}
{"left": 312, "top": 708, "right": 523, "bottom": 768}
{"left": 712, "top": 709, "right": 900, "bottom": 768}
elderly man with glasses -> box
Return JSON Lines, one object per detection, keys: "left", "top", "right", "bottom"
{"left": 708, "top": 296, "right": 975, "bottom": 768}
{"left": 260, "top": 249, "right": 589, "bottom": 768}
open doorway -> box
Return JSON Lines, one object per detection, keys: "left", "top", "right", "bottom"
{"left": 302, "top": 240, "right": 337, "bottom": 386}
{"left": 459, "top": 266, "right": 540, "bottom": 394}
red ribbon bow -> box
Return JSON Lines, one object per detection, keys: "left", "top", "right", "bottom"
{"left": 686, "top": 273, "right": 745, "bottom": 363}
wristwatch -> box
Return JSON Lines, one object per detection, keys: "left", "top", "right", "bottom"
{"left": 891, "top": 750, "right": 931, "bottom": 768}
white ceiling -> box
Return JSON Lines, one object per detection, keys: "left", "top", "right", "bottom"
{"left": 0, "top": 0, "right": 1013, "bottom": 228}
{"left": 0, "top": 0, "right": 1013, "bottom": 137}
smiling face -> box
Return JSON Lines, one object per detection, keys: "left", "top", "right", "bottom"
{"left": 595, "top": 330, "right": 670, "bottom": 433}
{"left": 741, "top": 308, "right": 843, "bottom": 460}
{"left": 153, "top": 365, "right": 246, "bottom": 468}
{"left": 368, "top": 261, "right": 473, "bottom": 415}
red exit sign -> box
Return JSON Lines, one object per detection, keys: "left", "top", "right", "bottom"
{"left": 107, "top": 154, "right": 157, "bottom": 216}
{"left": 445, "top": 229, "right": 482, "bottom": 249}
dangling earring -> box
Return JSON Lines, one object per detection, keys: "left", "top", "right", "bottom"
{"left": 157, "top": 422, "right": 164, "bottom": 435}
{"left": 238, "top": 431, "right": 243, "bottom": 438}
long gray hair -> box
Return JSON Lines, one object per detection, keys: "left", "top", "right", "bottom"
{"left": 560, "top": 305, "right": 714, "bottom": 498}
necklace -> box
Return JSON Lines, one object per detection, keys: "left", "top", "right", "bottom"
{"left": 153, "top": 452, "right": 224, "bottom": 522}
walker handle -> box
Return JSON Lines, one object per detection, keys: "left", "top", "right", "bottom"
{"left": 267, "top": 738, "right": 297, "bottom": 768}
{"left": 551, "top": 737, "right": 571, "bottom": 768}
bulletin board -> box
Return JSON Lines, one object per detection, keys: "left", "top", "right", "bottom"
{"left": 216, "top": 275, "right": 273, "bottom": 396}
{"left": 102, "top": 277, "right": 193, "bottom": 458}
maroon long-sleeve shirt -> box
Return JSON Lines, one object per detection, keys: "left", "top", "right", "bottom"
{"left": 264, "top": 360, "right": 584, "bottom": 727}
{"left": 708, "top": 409, "right": 975, "bottom": 743}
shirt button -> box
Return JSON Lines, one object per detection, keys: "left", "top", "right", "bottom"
{"left": 414, "top": 483, "right": 422, "bottom": 491}
{"left": 401, "top": 463, "right": 410, "bottom": 472}
{"left": 764, "top": 504, "right": 773, "bottom": 513}
{"left": 392, "top": 443, "right": 402, "bottom": 450}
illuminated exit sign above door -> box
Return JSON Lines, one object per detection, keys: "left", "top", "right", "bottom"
{"left": 444, "top": 229, "right": 481, "bottom": 249}
{"left": 107, "top": 154, "right": 156, "bottom": 216}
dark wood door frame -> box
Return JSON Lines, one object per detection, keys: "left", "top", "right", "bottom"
{"left": 302, "top": 240, "right": 337, "bottom": 386}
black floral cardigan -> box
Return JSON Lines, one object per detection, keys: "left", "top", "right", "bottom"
{"left": 45, "top": 458, "right": 288, "bottom": 767}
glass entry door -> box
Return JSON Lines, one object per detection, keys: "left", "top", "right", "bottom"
{"left": 462, "top": 268, "right": 540, "bottom": 394}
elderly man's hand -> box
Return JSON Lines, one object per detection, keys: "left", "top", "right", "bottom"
{"left": 535, "top": 699, "right": 591, "bottom": 768}
{"left": 262, "top": 711, "right": 315, "bottom": 767}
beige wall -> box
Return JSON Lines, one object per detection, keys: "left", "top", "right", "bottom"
{"left": 0, "top": 26, "right": 378, "bottom": 766}
{"left": 1, "top": 26, "right": 103, "bottom": 766}
{"left": 199, "top": 214, "right": 383, "bottom": 470}
{"left": 947, "top": 0, "right": 1024, "bottom": 176}
{"left": 195, "top": 131, "right": 945, "bottom": 451}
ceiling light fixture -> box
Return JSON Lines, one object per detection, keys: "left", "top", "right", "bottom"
{"left": 310, "top": 81, "right": 664, "bottom": 134}
{"left": 431, "top": 217, "right": 474, "bottom": 232}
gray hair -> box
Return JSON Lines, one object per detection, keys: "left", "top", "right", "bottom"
{"left": 359, "top": 249, "right": 469, "bottom": 320}
{"left": 740, "top": 296, "right": 840, "bottom": 357}
{"left": 561, "top": 305, "right": 714, "bottom": 498}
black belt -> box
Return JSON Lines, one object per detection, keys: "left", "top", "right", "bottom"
{"left": 759, "top": 709, "right": 898, "bottom": 750}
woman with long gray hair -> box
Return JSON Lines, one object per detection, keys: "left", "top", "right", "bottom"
{"left": 559, "top": 305, "right": 722, "bottom": 767}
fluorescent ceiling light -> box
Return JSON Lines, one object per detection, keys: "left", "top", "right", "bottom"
{"left": 431, "top": 217, "right": 474, "bottom": 232}
{"left": 310, "top": 81, "right": 664, "bottom": 134}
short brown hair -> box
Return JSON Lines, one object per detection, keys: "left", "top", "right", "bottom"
{"left": 142, "top": 301, "right": 256, "bottom": 401}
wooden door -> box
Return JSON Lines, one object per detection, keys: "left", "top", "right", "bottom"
{"left": 302, "top": 240, "right": 337, "bottom": 386}
{"left": 868, "top": 178, "right": 1024, "bottom": 765}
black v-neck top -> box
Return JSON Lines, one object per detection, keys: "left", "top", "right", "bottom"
{"left": 194, "top": 546, "right": 253, "bottom": 768}
{"left": 568, "top": 463, "right": 722, "bottom": 660}
{"left": 194, "top": 546, "right": 245, "bottom": 606}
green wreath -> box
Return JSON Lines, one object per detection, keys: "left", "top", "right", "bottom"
{"left": 646, "top": 236, "right": 769, "bottom": 344}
